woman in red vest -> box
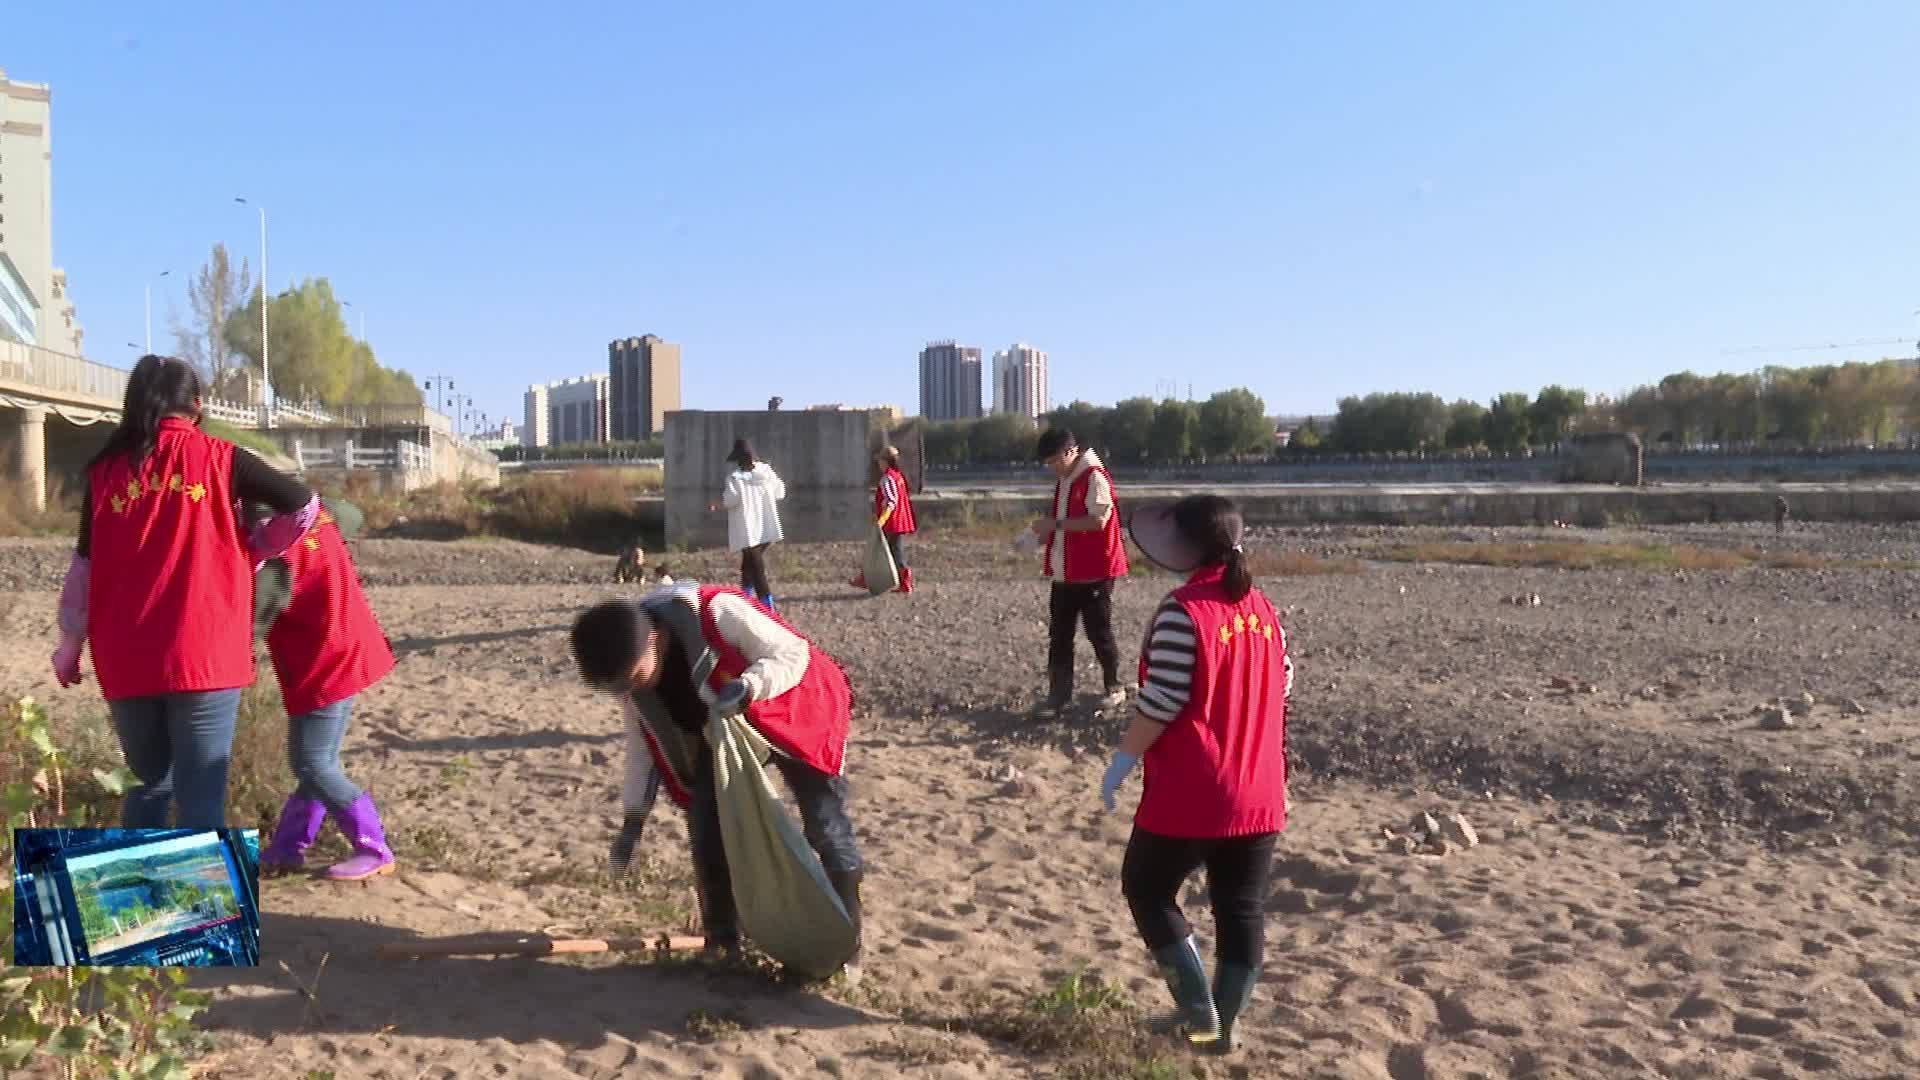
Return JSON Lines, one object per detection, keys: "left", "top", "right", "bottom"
{"left": 50, "top": 355, "right": 319, "bottom": 828}
{"left": 568, "top": 583, "right": 866, "bottom": 980}
{"left": 852, "top": 445, "right": 916, "bottom": 593}
{"left": 245, "top": 500, "right": 400, "bottom": 881}
{"left": 1100, "top": 494, "right": 1293, "bottom": 1055}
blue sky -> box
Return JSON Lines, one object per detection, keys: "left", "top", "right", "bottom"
{"left": 11, "top": 2, "right": 1919, "bottom": 425}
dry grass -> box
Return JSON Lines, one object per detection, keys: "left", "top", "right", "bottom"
{"left": 320, "top": 469, "right": 659, "bottom": 553}
{"left": 1379, "top": 540, "right": 1914, "bottom": 572}
{"left": 0, "top": 449, "right": 79, "bottom": 537}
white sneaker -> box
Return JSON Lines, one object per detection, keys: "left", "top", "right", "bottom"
{"left": 1099, "top": 686, "right": 1130, "bottom": 710}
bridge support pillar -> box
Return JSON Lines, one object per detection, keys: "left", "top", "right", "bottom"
{"left": 3, "top": 406, "right": 48, "bottom": 513}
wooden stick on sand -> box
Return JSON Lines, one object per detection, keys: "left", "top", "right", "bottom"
{"left": 375, "top": 932, "right": 706, "bottom": 961}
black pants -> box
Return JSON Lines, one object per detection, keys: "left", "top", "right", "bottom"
{"left": 1121, "top": 826, "right": 1278, "bottom": 966}
{"left": 684, "top": 733, "right": 863, "bottom": 941}
{"left": 884, "top": 532, "right": 907, "bottom": 570}
{"left": 739, "top": 543, "right": 772, "bottom": 600}
{"left": 1048, "top": 580, "right": 1120, "bottom": 695}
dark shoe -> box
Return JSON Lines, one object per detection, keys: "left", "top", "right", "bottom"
{"left": 1146, "top": 936, "right": 1220, "bottom": 1044}
{"left": 1206, "top": 961, "right": 1260, "bottom": 1053}
{"left": 827, "top": 867, "right": 864, "bottom": 983}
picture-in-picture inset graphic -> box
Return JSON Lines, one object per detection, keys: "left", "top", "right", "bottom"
{"left": 12, "top": 828, "right": 262, "bottom": 966}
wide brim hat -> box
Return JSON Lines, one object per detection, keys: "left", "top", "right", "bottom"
{"left": 1126, "top": 500, "right": 1242, "bottom": 574}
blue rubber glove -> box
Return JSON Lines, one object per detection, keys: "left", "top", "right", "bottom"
{"left": 711, "top": 679, "right": 752, "bottom": 718}
{"left": 1101, "top": 752, "right": 1140, "bottom": 813}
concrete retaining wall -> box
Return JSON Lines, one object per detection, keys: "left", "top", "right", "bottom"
{"left": 907, "top": 483, "right": 1920, "bottom": 530}
{"left": 665, "top": 409, "right": 888, "bottom": 549}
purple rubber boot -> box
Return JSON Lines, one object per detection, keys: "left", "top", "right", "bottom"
{"left": 325, "top": 792, "right": 396, "bottom": 881}
{"left": 260, "top": 795, "right": 329, "bottom": 877}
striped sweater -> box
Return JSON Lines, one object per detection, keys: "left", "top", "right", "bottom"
{"left": 1137, "top": 597, "right": 1295, "bottom": 723}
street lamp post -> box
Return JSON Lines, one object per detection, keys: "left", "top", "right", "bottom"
{"left": 342, "top": 300, "right": 366, "bottom": 342}
{"left": 143, "top": 270, "right": 171, "bottom": 354}
{"left": 234, "top": 199, "right": 271, "bottom": 427}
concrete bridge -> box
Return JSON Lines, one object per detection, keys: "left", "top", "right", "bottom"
{"left": 2, "top": 340, "right": 498, "bottom": 510}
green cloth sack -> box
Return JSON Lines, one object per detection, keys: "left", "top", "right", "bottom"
{"left": 708, "top": 711, "right": 857, "bottom": 979}
{"left": 861, "top": 528, "right": 899, "bottom": 595}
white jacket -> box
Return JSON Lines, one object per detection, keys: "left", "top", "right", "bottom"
{"left": 723, "top": 462, "right": 786, "bottom": 552}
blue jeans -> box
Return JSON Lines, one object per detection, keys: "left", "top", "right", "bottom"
{"left": 110, "top": 689, "right": 244, "bottom": 829}
{"left": 685, "top": 739, "right": 863, "bottom": 938}
{"left": 288, "top": 696, "right": 363, "bottom": 810}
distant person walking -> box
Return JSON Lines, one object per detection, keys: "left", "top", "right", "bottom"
{"left": 1774, "top": 495, "right": 1790, "bottom": 535}
{"left": 1027, "top": 429, "right": 1130, "bottom": 717}
{"left": 852, "top": 445, "right": 916, "bottom": 594}
{"left": 50, "top": 355, "right": 319, "bottom": 828}
{"left": 1102, "top": 494, "right": 1293, "bottom": 1054}
{"left": 709, "top": 439, "right": 786, "bottom": 611}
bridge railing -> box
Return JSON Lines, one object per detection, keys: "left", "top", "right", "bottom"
{"left": 0, "top": 341, "right": 130, "bottom": 405}
{"left": 292, "top": 438, "right": 432, "bottom": 474}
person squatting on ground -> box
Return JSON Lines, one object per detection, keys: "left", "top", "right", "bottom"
{"left": 1027, "top": 429, "right": 1130, "bottom": 717}
{"left": 1102, "top": 494, "right": 1293, "bottom": 1054}
{"left": 708, "top": 439, "right": 786, "bottom": 611}
{"left": 51, "top": 355, "right": 319, "bottom": 829}
{"left": 569, "top": 582, "right": 867, "bottom": 978}
{"left": 852, "top": 444, "right": 917, "bottom": 594}
{"left": 247, "top": 499, "right": 401, "bottom": 882}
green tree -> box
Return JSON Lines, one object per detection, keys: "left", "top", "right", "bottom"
{"left": 1104, "top": 397, "right": 1158, "bottom": 463}
{"left": 1527, "top": 385, "right": 1588, "bottom": 446}
{"left": 1044, "top": 401, "right": 1109, "bottom": 455}
{"left": 970, "top": 412, "right": 1039, "bottom": 464}
{"left": 922, "top": 420, "right": 971, "bottom": 466}
{"left": 226, "top": 277, "right": 423, "bottom": 408}
{"left": 1484, "top": 392, "right": 1533, "bottom": 452}
{"left": 1147, "top": 399, "right": 1197, "bottom": 462}
{"left": 1290, "top": 416, "right": 1323, "bottom": 451}
{"left": 1195, "top": 388, "right": 1271, "bottom": 458}
{"left": 1444, "top": 399, "right": 1487, "bottom": 449}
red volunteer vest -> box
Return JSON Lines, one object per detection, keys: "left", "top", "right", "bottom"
{"left": 266, "top": 504, "right": 396, "bottom": 716}
{"left": 639, "top": 586, "right": 854, "bottom": 809}
{"left": 1133, "top": 568, "right": 1288, "bottom": 838}
{"left": 1042, "top": 461, "right": 1128, "bottom": 582}
{"left": 877, "top": 466, "right": 916, "bottom": 535}
{"left": 86, "top": 418, "right": 254, "bottom": 700}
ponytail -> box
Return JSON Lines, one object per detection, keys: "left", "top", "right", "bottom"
{"left": 92, "top": 355, "right": 204, "bottom": 470}
{"left": 1221, "top": 545, "right": 1252, "bottom": 602}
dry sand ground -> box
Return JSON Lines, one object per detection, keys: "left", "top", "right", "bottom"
{"left": 5, "top": 523, "right": 1920, "bottom": 1079}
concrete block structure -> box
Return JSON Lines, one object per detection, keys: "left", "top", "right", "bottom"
{"left": 665, "top": 408, "right": 917, "bottom": 549}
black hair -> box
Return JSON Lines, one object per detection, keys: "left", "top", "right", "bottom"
{"left": 570, "top": 599, "right": 653, "bottom": 690}
{"left": 1034, "top": 428, "right": 1076, "bottom": 461}
{"left": 92, "top": 355, "right": 204, "bottom": 469}
{"left": 727, "top": 439, "right": 757, "bottom": 470}
{"left": 1170, "top": 494, "right": 1252, "bottom": 602}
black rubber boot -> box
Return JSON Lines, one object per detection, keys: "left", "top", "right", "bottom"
{"left": 827, "top": 868, "right": 864, "bottom": 983}
{"left": 693, "top": 869, "right": 740, "bottom": 961}
{"left": 1147, "top": 936, "right": 1221, "bottom": 1044}
{"left": 1206, "top": 961, "right": 1260, "bottom": 1054}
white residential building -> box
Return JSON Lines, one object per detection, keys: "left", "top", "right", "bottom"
{"left": 992, "top": 342, "right": 1048, "bottom": 420}
{"left": 0, "top": 68, "right": 83, "bottom": 354}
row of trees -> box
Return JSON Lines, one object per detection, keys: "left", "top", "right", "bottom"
{"left": 1320, "top": 386, "right": 1589, "bottom": 454}
{"left": 909, "top": 357, "right": 1919, "bottom": 467}
{"left": 169, "top": 243, "right": 424, "bottom": 409}
{"left": 1602, "top": 362, "right": 1916, "bottom": 447}
{"left": 921, "top": 388, "right": 1273, "bottom": 466}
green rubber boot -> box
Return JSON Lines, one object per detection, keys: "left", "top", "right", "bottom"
{"left": 1204, "top": 961, "right": 1261, "bottom": 1053}
{"left": 1147, "top": 937, "right": 1220, "bottom": 1044}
